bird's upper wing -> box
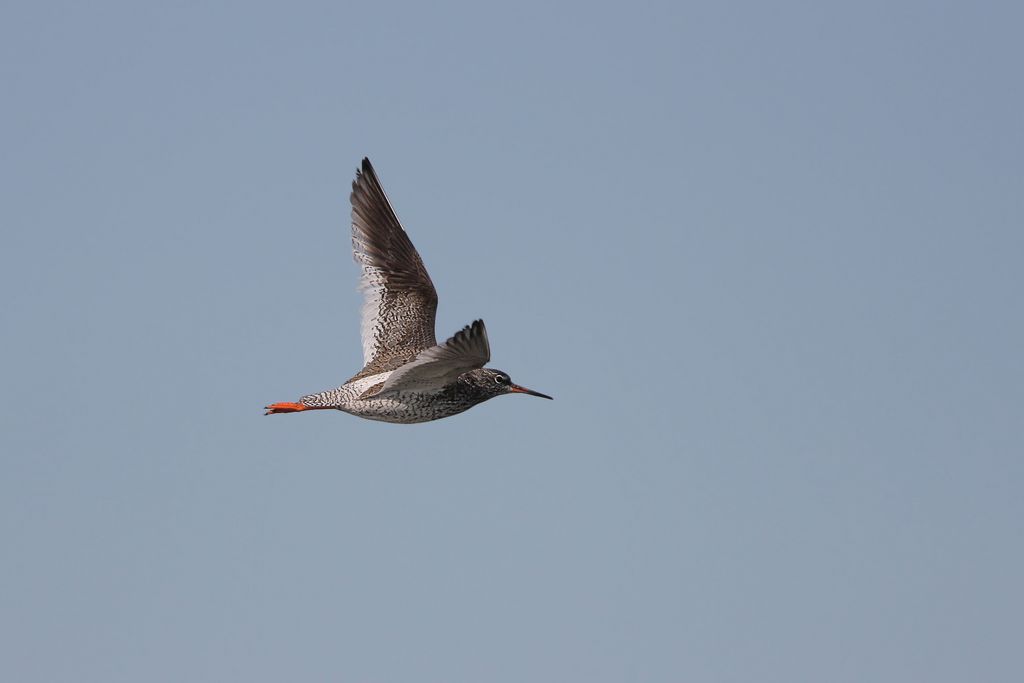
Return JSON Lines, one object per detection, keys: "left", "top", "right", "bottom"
{"left": 367, "top": 320, "right": 490, "bottom": 397}
{"left": 350, "top": 158, "right": 438, "bottom": 377}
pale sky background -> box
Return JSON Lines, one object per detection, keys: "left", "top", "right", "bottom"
{"left": 2, "top": 1, "right": 1022, "bottom": 681}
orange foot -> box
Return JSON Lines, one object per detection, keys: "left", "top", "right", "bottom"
{"left": 264, "top": 402, "right": 309, "bottom": 415}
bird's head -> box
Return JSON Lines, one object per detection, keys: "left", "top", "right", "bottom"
{"left": 461, "top": 368, "right": 553, "bottom": 401}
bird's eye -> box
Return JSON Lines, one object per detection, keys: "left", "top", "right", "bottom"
{"left": 495, "top": 375, "right": 507, "bottom": 384}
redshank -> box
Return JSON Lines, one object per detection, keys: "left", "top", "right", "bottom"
{"left": 265, "top": 158, "right": 552, "bottom": 423}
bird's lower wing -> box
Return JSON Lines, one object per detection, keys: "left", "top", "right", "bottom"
{"left": 365, "top": 319, "right": 490, "bottom": 397}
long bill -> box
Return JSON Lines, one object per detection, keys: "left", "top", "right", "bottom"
{"left": 509, "top": 384, "right": 553, "bottom": 400}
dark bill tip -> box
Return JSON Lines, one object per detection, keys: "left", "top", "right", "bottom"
{"left": 510, "top": 384, "right": 553, "bottom": 400}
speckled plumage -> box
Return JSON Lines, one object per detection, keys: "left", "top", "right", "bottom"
{"left": 265, "top": 158, "right": 551, "bottom": 423}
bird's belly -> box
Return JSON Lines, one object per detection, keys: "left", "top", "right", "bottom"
{"left": 339, "top": 391, "right": 473, "bottom": 424}
{"left": 302, "top": 373, "right": 476, "bottom": 424}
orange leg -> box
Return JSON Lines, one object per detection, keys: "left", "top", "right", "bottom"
{"left": 265, "top": 402, "right": 312, "bottom": 415}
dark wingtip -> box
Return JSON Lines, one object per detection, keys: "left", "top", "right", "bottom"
{"left": 353, "top": 157, "right": 376, "bottom": 194}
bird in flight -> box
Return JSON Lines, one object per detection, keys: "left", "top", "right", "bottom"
{"left": 265, "top": 158, "right": 552, "bottom": 423}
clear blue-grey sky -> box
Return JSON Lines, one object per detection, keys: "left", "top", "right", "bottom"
{"left": 2, "top": 1, "right": 1022, "bottom": 681}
